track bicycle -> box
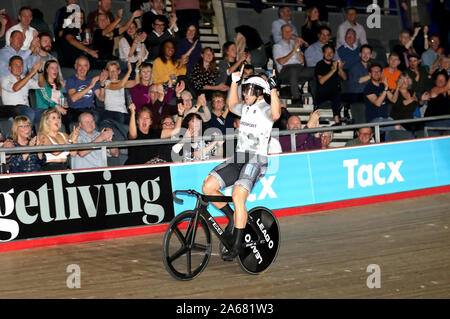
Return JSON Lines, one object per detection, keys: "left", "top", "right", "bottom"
{"left": 162, "top": 189, "right": 280, "bottom": 281}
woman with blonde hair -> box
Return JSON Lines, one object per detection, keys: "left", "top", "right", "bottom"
{"left": 2, "top": 116, "right": 46, "bottom": 173}
{"left": 301, "top": 6, "right": 322, "bottom": 46}
{"left": 390, "top": 73, "right": 430, "bottom": 130}
{"left": 38, "top": 108, "right": 79, "bottom": 171}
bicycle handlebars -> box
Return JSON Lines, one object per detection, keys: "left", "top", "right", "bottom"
{"left": 172, "top": 189, "right": 233, "bottom": 204}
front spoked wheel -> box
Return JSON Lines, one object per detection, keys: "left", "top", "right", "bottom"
{"left": 162, "top": 210, "right": 212, "bottom": 281}
{"left": 238, "top": 207, "right": 280, "bottom": 275}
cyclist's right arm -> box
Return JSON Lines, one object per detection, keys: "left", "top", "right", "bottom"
{"left": 227, "top": 65, "right": 245, "bottom": 114}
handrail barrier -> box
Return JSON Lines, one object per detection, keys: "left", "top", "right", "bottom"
{"left": 1, "top": 115, "right": 449, "bottom": 171}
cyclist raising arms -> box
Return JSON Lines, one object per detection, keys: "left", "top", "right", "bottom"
{"left": 202, "top": 66, "right": 281, "bottom": 261}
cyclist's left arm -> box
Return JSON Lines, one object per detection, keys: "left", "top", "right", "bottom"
{"left": 269, "top": 88, "right": 281, "bottom": 122}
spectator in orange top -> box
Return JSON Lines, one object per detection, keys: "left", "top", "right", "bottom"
{"left": 382, "top": 52, "right": 402, "bottom": 90}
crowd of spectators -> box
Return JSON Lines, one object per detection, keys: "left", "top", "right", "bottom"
{"left": 0, "top": 1, "right": 449, "bottom": 174}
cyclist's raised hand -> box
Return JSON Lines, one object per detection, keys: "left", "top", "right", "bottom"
{"left": 232, "top": 64, "right": 245, "bottom": 83}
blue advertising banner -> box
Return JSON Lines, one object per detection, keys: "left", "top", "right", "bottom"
{"left": 170, "top": 137, "right": 450, "bottom": 217}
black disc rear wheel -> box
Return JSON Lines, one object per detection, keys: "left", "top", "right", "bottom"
{"left": 237, "top": 207, "right": 280, "bottom": 275}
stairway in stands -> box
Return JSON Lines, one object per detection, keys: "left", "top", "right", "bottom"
{"left": 280, "top": 94, "right": 355, "bottom": 148}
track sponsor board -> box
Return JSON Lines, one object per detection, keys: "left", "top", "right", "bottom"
{"left": 170, "top": 137, "right": 450, "bottom": 216}
{"left": 0, "top": 166, "right": 174, "bottom": 242}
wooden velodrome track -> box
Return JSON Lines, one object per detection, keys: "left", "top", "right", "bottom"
{"left": 0, "top": 192, "right": 449, "bottom": 299}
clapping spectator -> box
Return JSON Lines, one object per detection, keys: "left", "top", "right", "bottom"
{"left": 176, "top": 23, "right": 202, "bottom": 74}
{"left": 92, "top": 9, "right": 143, "bottom": 69}
{"left": 204, "top": 92, "right": 234, "bottom": 135}
{"left": 424, "top": 70, "right": 450, "bottom": 126}
{"left": 38, "top": 108, "right": 79, "bottom": 171}
{"left": 118, "top": 21, "right": 148, "bottom": 77}
{"left": 344, "top": 44, "right": 372, "bottom": 104}
{"left": 152, "top": 39, "right": 187, "bottom": 85}
{"left": 0, "top": 57, "right": 43, "bottom": 125}
{"left": 64, "top": 56, "right": 108, "bottom": 133}
{"left": 382, "top": 53, "right": 402, "bottom": 90}
{"left": 103, "top": 60, "right": 138, "bottom": 124}
{"left": 5, "top": 6, "right": 37, "bottom": 51}
{"left": 179, "top": 92, "right": 211, "bottom": 123}
{"left": 191, "top": 47, "right": 228, "bottom": 99}
{"left": 172, "top": 113, "right": 223, "bottom": 162}
{"left": 71, "top": 112, "right": 119, "bottom": 169}
{"left": 404, "top": 53, "right": 433, "bottom": 96}
{"left": 315, "top": 44, "right": 347, "bottom": 125}
{"left": 273, "top": 24, "right": 313, "bottom": 103}
{"left": 1, "top": 116, "right": 46, "bottom": 173}
{"left": 363, "top": 63, "right": 401, "bottom": 132}
{"left": 390, "top": 73, "right": 430, "bottom": 130}
{"left": 125, "top": 102, "right": 183, "bottom": 165}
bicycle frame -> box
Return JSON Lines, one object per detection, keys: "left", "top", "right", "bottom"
{"left": 174, "top": 190, "right": 234, "bottom": 251}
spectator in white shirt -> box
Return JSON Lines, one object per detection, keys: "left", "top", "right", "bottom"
{"left": 0, "top": 30, "right": 40, "bottom": 79}
{"left": 336, "top": 7, "right": 368, "bottom": 48}
{"left": 5, "top": 6, "right": 38, "bottom": 51}
{"left": 271, "top": 6, "right": 299, "bottom": 44}
{"left": 273, "top": 24, "right": 314, "bottom": 102}
{"left": 0, "top": 56, "right": 43, "bottom": 124}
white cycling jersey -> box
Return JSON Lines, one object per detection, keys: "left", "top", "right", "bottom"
{"left": 233, "top": 99, "right": 274, "bottom": 157}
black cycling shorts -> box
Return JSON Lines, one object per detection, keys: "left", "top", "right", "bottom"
{"left": 207, "top": 152, "right": 268, "bottom": 193}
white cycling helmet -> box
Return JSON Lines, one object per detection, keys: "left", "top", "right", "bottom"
{"left": 241, "top": 75, "right": 271, "bottom": 97}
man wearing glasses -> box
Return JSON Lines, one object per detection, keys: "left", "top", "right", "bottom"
{"left": 144, "top": 16, "right": 176, "bottom": 61}
{"left": 305, "top": 26, "right": 339, "bottom": 67}
{"left": 345, "top": 127, "right": 374, "bottom": 146}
